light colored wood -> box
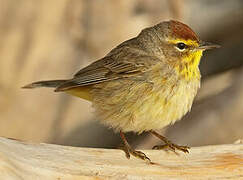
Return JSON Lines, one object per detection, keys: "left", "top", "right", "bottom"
{"left": 0, "top": 137, "right": 242, "bottom": 180}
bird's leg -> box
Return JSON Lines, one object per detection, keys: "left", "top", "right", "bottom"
{"left": 149, "top": 130, "right": 190, "bottom": 153}
{"left": 119, "top": 131, "right": 151, "bottom": 163}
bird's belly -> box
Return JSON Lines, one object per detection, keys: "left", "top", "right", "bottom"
{"left": 92, "top": 78, "right": 199, "bottom": 133}
{"left": 130, "top": 81, "right": 198, "bottom": 132}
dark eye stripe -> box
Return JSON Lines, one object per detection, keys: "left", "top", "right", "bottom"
{"left": 176, "top": 42, "right": 187, "bottom": 50}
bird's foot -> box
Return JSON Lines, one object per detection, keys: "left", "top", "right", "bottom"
{"left": 150, "top": 130, "right": 190, "bottom": 153}
{"left": 121, "top": 145, "right": 151, "bottom": 163}
{"left": 152, "top": 142, "right": 190, "bottom": 153}
{"left": 129, "top": 149, "right": 151, "bottom": 162}
{"left": 120, "top": 131, "right": 151, "bottom": 163}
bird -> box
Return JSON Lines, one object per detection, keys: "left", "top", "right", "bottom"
{"left": 23, "top": 20, "right": 220, "bottom": 163}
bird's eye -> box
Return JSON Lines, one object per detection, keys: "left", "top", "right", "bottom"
{"left": 176, "top": 42, "right": 186, "bottom": 51}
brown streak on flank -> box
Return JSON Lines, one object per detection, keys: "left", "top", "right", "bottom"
{"left": 170, "top": 20, "right": 199, "bottom": 42}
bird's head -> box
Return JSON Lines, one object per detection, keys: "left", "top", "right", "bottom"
{"left": 148, "top": 20, "right": 220, "bottom": 79}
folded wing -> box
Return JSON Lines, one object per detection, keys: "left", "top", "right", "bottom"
{"left": 55, "top": 54, "right": 155, "bottom": 91}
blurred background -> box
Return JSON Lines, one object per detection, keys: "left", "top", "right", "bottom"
{"left": 0, "top": 0, "right": 242, "bottom": 150}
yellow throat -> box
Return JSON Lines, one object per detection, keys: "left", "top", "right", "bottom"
{"left": 169, "top": 39, "right": 203, "bottom": 80}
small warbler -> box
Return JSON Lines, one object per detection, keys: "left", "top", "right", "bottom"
{"left": 23, "top": 20, "right": 219, "bottom": 163}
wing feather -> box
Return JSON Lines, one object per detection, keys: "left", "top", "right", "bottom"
{"left": 55, "top": 45, "right": 160, "bottom": 92}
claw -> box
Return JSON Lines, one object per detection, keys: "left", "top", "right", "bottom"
{"left": 174, "top": 145, "right": 190, "bottom": 153}
{"left": 130, "top": 150, "right": 151, "bottom": 163}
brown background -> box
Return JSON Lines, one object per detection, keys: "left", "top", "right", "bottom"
{"left": 0, "top": 0, "right": 243, "bottom": 149}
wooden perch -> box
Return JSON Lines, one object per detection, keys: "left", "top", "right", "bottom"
{"left": 0, "top": 137, "right": 242, "bottom": 180}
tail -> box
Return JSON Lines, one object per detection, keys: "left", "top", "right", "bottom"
{"left": 22, "top": 80, "right": 67, "bottom": 89}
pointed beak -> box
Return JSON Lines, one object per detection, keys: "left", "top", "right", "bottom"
{"left": 197, "top": 41, "right": 220, "bottom": 50}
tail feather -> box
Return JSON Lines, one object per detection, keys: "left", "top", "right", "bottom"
{"left": 22, "top": 80, "right": 67, "bottom": 89}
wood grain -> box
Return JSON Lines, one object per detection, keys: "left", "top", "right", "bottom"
{"left": 0, "top": 137, "right": 242, "bottom": 180}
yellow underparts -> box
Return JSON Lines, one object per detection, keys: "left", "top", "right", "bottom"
{"left": 66, "top": 86, "right": 92, "bottom": 101}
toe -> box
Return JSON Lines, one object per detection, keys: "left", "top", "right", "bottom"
{"left": 132, "top": 150, "right": 151, "bottom": 162}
